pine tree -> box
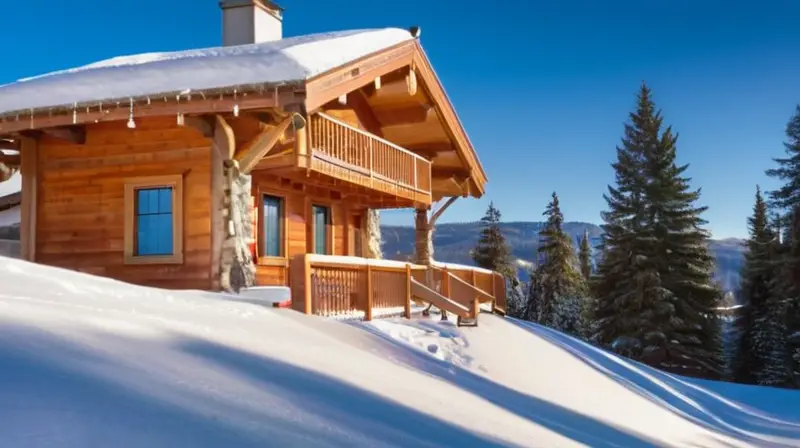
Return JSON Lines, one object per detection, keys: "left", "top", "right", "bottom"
{"left": 527, "top": 192, "right": 585, "bottom": 336}
{"left": 594, "top": 84, "right": 723, "bottom": 377}
{"left": 735, "top": 186, "right": 783, "bottom": 384}
{"left": 579, "top": 230, "right": 592, "bottom": 281}
{"left": 593, "top": 84, "right": 667, "bottom": 360}
{"left": 765, "top": 106, "right": 800, "bottom": 387}
{"left": 471, "top": 201, "right": 514, "bottom": 277}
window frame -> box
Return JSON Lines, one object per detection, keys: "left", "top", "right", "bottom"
{"left": 310, "top": 202, "right": 333, "bottom": 255}
{"left": 123, "top": 174, "right": 184, "bottom": 265}
{"left": 257, "top": 191, "right": 287, "bottom": 266}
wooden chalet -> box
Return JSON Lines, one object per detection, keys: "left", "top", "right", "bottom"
{"left": 0, "top": 0, "right": 506, "bottom": 324}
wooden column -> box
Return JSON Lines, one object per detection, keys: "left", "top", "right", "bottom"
{"left": 19, "top": 136, "right": 38, "bottom": 262}
{"left": 209, "top": 116, "right": 231, "bottom": 291}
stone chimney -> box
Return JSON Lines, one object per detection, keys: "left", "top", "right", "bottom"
{"left": 220, "top": 0, "right": 283, "bottom": 46}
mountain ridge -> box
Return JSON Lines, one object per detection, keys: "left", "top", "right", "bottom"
{"left": 381, "top": 221, "right": 745, "bottom": 292}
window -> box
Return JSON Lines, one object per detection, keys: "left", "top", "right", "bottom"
{"left": 262, "top": 194, "right": 283, "bottom": 257}
{"left": 135, "top": 187, "right": 174, "bottom": 255}
{"left": 124, "top": 175, "right": 183, "bottom": 265}
{"left": 312, "top": 204, "right": 330, "bottom": 255}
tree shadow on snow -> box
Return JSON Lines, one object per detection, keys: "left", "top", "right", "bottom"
{"left": 355, "top": 322, "right": 664, "bottom": 448}
{"left": 508, "top": 319, "right": 800, "bottom": 447}
{"left": 0, "top": 322, "right": 511, "bottom": 448}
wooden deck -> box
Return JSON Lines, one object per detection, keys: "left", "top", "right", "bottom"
{"left": 289, "top": 254, "right": 506, "bottom": 325}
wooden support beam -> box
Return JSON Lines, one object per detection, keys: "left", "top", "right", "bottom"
{"left": 236, "top": 114, "right": 305, "bottom": 174}
{"left": 347, "top": 90, "right": 383, "bottom": 137}
{"left": 430, "top": 196, "right": 458, "bottom": 226}
{"left": 369, "top": 73, "right": 418, "bottom": 100}
{"left": 184, "top": 116, "right": 214, "bottom": 138}
{"left": 213, "top": 115, "right": 236, "bottom": 160}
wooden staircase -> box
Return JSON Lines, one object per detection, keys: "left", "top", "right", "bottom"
{"left": 411, "top": 265, "right": 497, "bottom": 327}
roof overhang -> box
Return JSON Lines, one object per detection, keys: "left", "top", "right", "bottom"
{"left": 0, "top": 34, "right": 487, "bottom": 198}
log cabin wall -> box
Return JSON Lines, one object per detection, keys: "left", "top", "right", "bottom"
{"left": 34, "top": 117, "right": 214, "bottom": 290}
{"left": 251, "top": 171, "right": 367, "bottom": 287}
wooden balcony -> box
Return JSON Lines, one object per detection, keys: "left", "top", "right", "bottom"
{"left": 298, "top": 113, "right": 433, "bottom": 205}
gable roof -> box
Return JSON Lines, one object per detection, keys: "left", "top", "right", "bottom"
{"left": 0, "top": 28, "right": 412, "bottom": 118}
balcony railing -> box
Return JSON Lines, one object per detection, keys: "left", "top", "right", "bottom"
{"left": 289, "top": 254, "right": 507, "bottom": 321}
{"left": 307, "top": 113, "right": 432, "bottom": 204}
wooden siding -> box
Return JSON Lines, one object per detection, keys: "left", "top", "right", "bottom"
{"left": 252, "top": 172, "right": 367, "bottom": 287}
{"left": 34, "top": 117, "right": 214, "bottom": 290}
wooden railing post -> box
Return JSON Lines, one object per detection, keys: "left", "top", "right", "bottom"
{"left": 365, "top": 263, "right": 373, "bottom": 321}
{"left": 368, "top": 139, "right": 374, "bottom": 188}
{"left": 470, "top": 270, "right": 479, "bottom": 319}
{"left": 442, "top": 267, "right": 450, "bottom": 299}
{"left": 303, "top": 254, "right": 312, "bottom": 315}
{"left": 405, "top": 264, "right": 412, "bottom": 319}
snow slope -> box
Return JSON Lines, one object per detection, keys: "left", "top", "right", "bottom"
{"left": 0, "top": 256, "right": 798, "bottom": 447}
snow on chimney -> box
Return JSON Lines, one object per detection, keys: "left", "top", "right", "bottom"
{"left": 220, "top": 0, "right": 283, "bottom": 46}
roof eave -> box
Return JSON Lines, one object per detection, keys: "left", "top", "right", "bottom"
{"left": 0, "top": 81, "right": 307, "bottom": 135}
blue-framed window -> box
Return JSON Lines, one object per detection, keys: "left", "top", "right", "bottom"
{"left": 262, "top": 194, "right": 283, "bottom": 257}
{"left": 312, "top": 205, "right": 330, "bottom": 255}
{"left": 134, "top": 187, "right": 174, "bottom": 256}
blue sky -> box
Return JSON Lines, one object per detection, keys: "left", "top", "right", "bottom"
{"left": 3, "top": 0, "right": 800, "bottom": 238}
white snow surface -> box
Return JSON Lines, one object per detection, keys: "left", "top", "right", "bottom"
{"left": 1, "top": 256, "right": 799, "bottom": 447}
{"left": 0, "top": 172, "right": 21, "bottom": 198}
{"left": 0, "top": 28, "right": 413, "bottom": 115}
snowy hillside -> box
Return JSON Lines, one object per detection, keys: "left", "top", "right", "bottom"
{"left": 1, "top": 256, "right": 798, "bottom": 447}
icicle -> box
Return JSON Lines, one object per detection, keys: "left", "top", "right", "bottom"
{"left": 126, "top": 98, "right": 136, "bottom": 129}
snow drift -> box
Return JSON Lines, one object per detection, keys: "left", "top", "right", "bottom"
{"left": 0, "top": 255, "right": 798, "bottom": 447}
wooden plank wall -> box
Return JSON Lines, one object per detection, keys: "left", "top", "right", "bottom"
{"left": 35, "top": 117, "right": 214, "bottom": 290}
{"left": 252, "top": 172, "right": 362, "bottom": 287}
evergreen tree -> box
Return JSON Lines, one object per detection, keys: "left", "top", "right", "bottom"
{"left": 594, "top": 84, "right": 723, "bottom": 377}
{"left": 579, "top": 230, "right": 592, "bottom": 281}
{"left": 735, "top": 186, "right": 784, "bottom": 384}
{"left": 527, "top": 192, "right": 585, "bottom": 336}
{"left": 505, "top": 275, "right": 527, "bottom": 319}
{"left": 765, "top": 106, "right": 800, "bottom": 387}
{"left": 471, "top": 201, "right": 514, "bottom": 277}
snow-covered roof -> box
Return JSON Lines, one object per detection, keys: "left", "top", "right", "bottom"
{"left": 0, "top": 172, "right": 21, "bottom": 199}
{"left": 0, "top": 28, "right": 413, "bottom": 117}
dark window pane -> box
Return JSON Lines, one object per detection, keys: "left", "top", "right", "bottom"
{"left": 262, "top": 195, "right": 282, "bottom": 257}
{"left": 312, "top": 205, "right": 329, "bottom": 255}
